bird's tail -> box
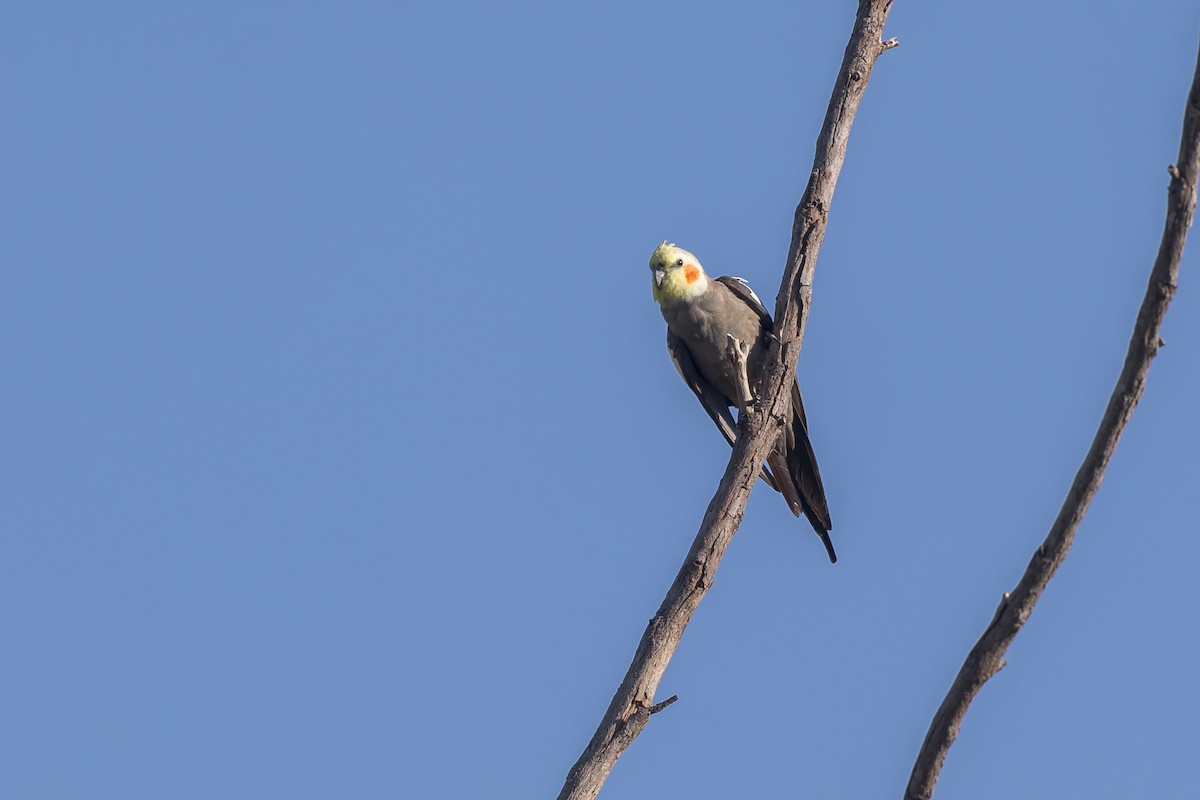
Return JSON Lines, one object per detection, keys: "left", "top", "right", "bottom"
{"left": 765, "top": 382, "right": 835, "bottom": 563}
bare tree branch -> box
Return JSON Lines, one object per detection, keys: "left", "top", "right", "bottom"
{"left": 557, "top": 3, "right": 896, "bottom": 799}
{"left": 905, "top": 39, "right": 1200, "bottom": 800}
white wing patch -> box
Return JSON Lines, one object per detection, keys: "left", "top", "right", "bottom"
{"left": 726, "top": 276, "right": 763, "bottom": 309}
{"left": 668, "top": 346, "right": 686, "bottom": 382}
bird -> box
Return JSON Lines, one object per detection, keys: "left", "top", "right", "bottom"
{"left": 649, "top": 241, "right": 836, "bottom": 563}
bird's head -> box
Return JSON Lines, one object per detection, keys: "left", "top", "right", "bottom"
{"left": 649, "top": 241, "right": 708, "bottom": 304}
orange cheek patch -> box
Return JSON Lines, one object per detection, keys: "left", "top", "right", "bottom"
{"left": 684, "top": 265, "right": 700, "bottom": 284}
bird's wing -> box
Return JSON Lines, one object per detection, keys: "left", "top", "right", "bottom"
{"left": 666, "top": 330, "right": 780, "bottom": 492}
{"left": 666, "top": 330, "right": 739, "bottom": 447}
{"left": 715, "top": 276, "right": 771, "bottom": 327}
{"left": 718, "top": 277, "right": 835, "bottom": 561}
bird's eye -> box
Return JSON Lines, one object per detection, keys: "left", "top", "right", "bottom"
{"left": 675, "top": 258, "right": 684, "bottom": 267}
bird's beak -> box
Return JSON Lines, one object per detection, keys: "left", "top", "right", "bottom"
{"left": 653, "top": 268, "right": 666, "bottom": 287}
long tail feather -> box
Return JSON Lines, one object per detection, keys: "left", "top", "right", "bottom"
{"left": 769, "top": 383, "right": 836, "bottom": 563}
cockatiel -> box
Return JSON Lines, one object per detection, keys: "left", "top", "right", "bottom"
{"left": 649, "top": 241, "right": 835, "bottom": 563}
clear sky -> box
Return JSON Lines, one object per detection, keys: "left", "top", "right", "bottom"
{"left": 3, "top": 2, "right": 1198, "bottom": 798}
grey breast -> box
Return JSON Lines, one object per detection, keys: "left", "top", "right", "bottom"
{"left": 661, "top": 281, "right": 767, "bottom": 404}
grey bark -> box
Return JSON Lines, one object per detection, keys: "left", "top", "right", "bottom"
{"left": 556, "top": 3, "right": 897, "bottom": 799}
{"left": 904, "top": 38, "right": 1200, "bottom": 800}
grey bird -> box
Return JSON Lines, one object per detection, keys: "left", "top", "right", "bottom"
{"left": 649, "top": 241, "right": 836, "bottom": 563}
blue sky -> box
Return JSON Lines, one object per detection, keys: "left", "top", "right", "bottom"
{"left": 3, "top": 2, "right": 1198, "bottom": 798}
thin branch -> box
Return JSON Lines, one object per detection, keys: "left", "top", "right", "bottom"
{"left": 905, "top": 40, "right": 1200, "bottom": 800}
{"left": 557, "top": 3, "right": 896, "bottom": 799}
{"left": 648, "top": 695, "right": 678, "bottom": 715}
{"left": 726, "top": 334, "right": 755, "bottom": 416}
